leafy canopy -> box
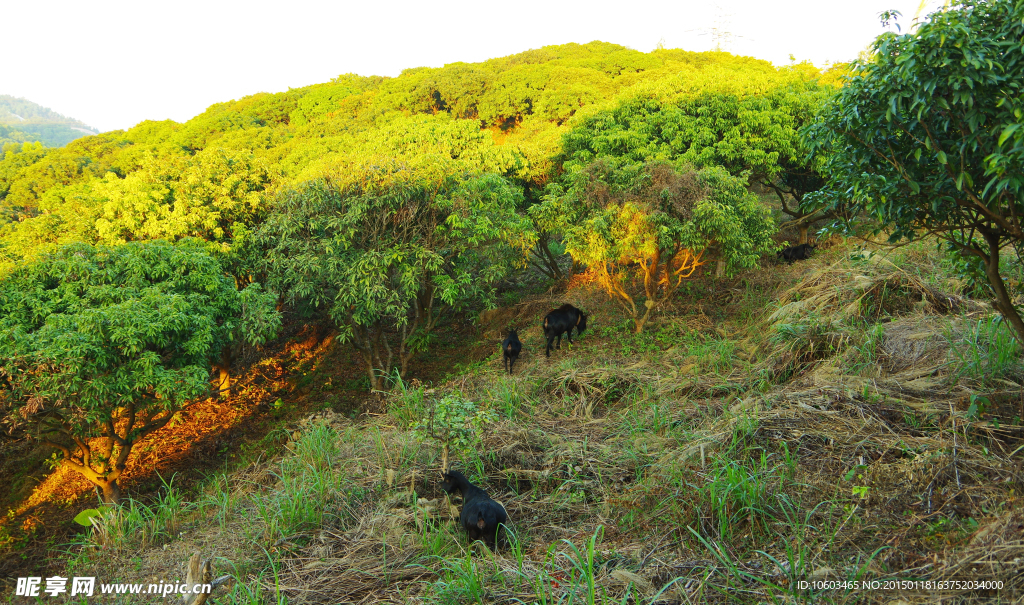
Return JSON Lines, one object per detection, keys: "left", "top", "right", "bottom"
{"left": 547, "top": 159, "right": 776, "bottom": 331}
{"left": 252, "top": 162, "right": 534, "bottom": 389}
{"left": 0, "top": 43, "right": 828, "bottom": 271}
{"left": 0, "top": 239, "right": 279, "bottom": 502}
{"left": 804, "top": 0, "right": 1024, "bottom": 339}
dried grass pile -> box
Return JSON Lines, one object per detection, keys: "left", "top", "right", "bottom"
{"left": 768, "top": 256, "right": 978, "bottom": 325}
{"left": 265, "top": 500, "right": 438, "bottom": 603}
{"left": 760, "top": 255, "right": 989, "bottom": 385}
{"left": 932, "top": 509, "right": 1024, "bottom": 602}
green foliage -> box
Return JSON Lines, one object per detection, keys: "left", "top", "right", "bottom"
{"left": 0, "top": 142, "right": 48, "bottom": 222}
{"left": 805, "top": 0, "right": 1024, "bottom": 340}
{"left": 944, "top": 315, "right": 1022, "bottom": 382}
{"left": 556, "top": 66, "right": 833, "bottom": 235}
{"left": 560, "top": 84, "right": 826, "bottom": 182}
{"left": 548, "top": 159, "right": 775, "bottom": 331}
{"left": 92, "top": 148, "right": 270, "bottom": 244}
{"left": 72, "top": 507, "right": 113, "bottom": 528}
{"left": 253, "top": 164, "right": 534, "bottom": 389}
{"left": 411, "top": 393, "right": 497, "bottom": 460}
{"left": 288, "top": 74, "right": 376, "bottom": 126}
{"left": 0, "top": 240, "right": 280, "bottom": 502}
{"left": 0, "top": 43, "right": 830, "bottom": 270}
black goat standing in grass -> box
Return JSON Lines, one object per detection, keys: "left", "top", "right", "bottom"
{"left": 778, "top": 243, "right": 816, "bottom": 264}
{"left": 440, "top": 470, "right": 507, "bottom": 548}
{"left": 501, "top": 329, "right": 522, "bottom": 375}
{"left": 542, "top": 304, "right": 588, "bottom": 357}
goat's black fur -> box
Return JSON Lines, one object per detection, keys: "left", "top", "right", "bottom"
{"left": 440, "top": 470, "right": 507, "bottom": 547}
{"left": 501, "top": 329, "right": 522, "bottom": 375}
{"left": 542, "top": 304, "right": 588, "bottom": 357}
{"left": 778, "top": 243, "right": 816, "bottom": 264}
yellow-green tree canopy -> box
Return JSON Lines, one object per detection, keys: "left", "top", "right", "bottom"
{"left": 0, "top": 42, "right": 829, "bottom": 272}
{"left": 544, "top": 159, "right": 776, "bottom": 331}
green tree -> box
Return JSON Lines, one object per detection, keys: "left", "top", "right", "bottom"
{"left": 252, "top": 164, "right": 534, "bottom": 390}
{"left": 551, "top": 160, "right": 776, "bottom": 332}
{"left": 0, "top": 240, "right": 280, "bottom": 503}
{"left": 804, "top": 0, "right": 1024, "bottom": 341}
{"left": 559, "top": 82, "right": 832, "bottom": 243}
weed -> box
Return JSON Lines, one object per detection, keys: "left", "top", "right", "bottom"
{"left": 487, "top": 378, "right": 533, "bottom": 419}
{"left": 849, "top": 322, "right": 886, "bottom": 375}
{"left": 412, "top": 393, "right": 497, "bottom": 468}
{"left": 84, "top": 477, "right": 193, "bottom": 552}
{"left": 557, "top": 525, "right": 604, "bottom": 605}
{"left": 945, "top": 315, "right": 1022, "bottom": 381}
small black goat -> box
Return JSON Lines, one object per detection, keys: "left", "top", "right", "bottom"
{"left": 542, "top": 303, "right": 588, "bottom": 357}
{"left": 778, "top": 243, "right": 816, "bottom": 264}
{"left": 440, "top": 470, "right": 507, "bottom": 547}
{"left": 501, "top": 329, "right": 522, "bottom": 375}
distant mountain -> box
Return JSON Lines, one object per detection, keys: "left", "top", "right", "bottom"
{"left": 0, "top": 95, "right": 98, "bottom": 148}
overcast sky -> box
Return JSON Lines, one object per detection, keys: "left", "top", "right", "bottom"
{"left": 5, "top": 0, "right": 942, "bottom": 133}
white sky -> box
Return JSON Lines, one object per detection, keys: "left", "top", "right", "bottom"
{"left": 4, "top": 0, "right": 942, "bottom": 134}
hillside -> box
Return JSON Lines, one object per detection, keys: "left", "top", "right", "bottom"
{"left": 4, "top": 240, "right": 1021, "bottom": 604}
{"left": 0, "top": 95, "right": 98, "bottom": 148}
{"left": 1, "top": 7, "right": 1024, "bottom": 602}
{"left": 0, "top": 42, "right": 831, "bottom": 266}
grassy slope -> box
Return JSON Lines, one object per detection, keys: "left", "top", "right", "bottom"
{"left": 12, "top": 238, "right": 1022, "bottom": 604}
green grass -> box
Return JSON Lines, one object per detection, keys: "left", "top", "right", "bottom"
{"left": 81, "top": 476, "right": 193, "bottom": 552}
{"left": 249, "top": 421, "right": 346, "bottom": 541}
{"left": 945, "top": 315, "right": 1023, "bottom": 381}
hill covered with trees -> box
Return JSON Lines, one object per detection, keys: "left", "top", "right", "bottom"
{"left": 3, "top": 6, "right": 1024, "bottom": 599}
{"left": 0, "top": 42, "right": 835, "bottom": 271}
{"left": 0, "top": 95, "right": 99, "bottom": 148}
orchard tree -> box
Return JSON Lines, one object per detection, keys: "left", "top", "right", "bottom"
{"left": 804, "top": 0, "right": 1024, "bottom": 341}
{"left": 552, "top": 159, "right": 776, "bottom": 332}
{"left": 253, "top": 163, "right": 535, "bottom": 390}
{"left": 0, "top": 240, "right": 280, "bottom": 504}
{"left": 558, "top": 83, "right": 834, "bottom": 244}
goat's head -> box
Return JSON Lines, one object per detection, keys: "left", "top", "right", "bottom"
{"left": 439, "top": 470, "right": 462, "bottom": 494}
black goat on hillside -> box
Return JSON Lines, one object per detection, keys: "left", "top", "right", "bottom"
{"left": 778, "top": 243, "right": 816, "bottom": 264}
{"left": 440, "top": 470, "right": 507, "bottom": 548}
{"left": 542, "top": 304, "right": 588, "bottom": 357}
{"left": 501, "top": 329, "right": 522, "bottom": 375}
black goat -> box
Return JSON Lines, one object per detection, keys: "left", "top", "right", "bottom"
{"left": 778, "top": 243, "right": 816, "bottom": 264}
{"left": 542, "top": 304, "right": 588, "bottom": 357}
{"left": 440, "top": 470, "right": 507, "bottom": 547}
{"left": 501, "top": 329, "right": 522, "bottom": 375}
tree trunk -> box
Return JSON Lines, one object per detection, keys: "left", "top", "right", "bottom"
{"left": 531, "top": 233, "right": 564, "bottom": 280}
{"left": 183, "top": 552, "right": 213, "bottom": 605}
{"left": 798, "top": 224, "right": 810, "bottom": 245}
{"left": 982, "top": 232, "right": 1024, "bottom": 345}
{"left": 634, "top": 312, "right": 651, "bottom": 333}
{"left": 360, "top": 352, "right": 381, "bottom": 391}
{"left": 213, "top": 347, "right": 232, "bottom": 399}
{"left": 715, "top": 259, "right": 726, "bottom": 278}
{"left": 97, "top": 478, "right": 122, "bottom": 505}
